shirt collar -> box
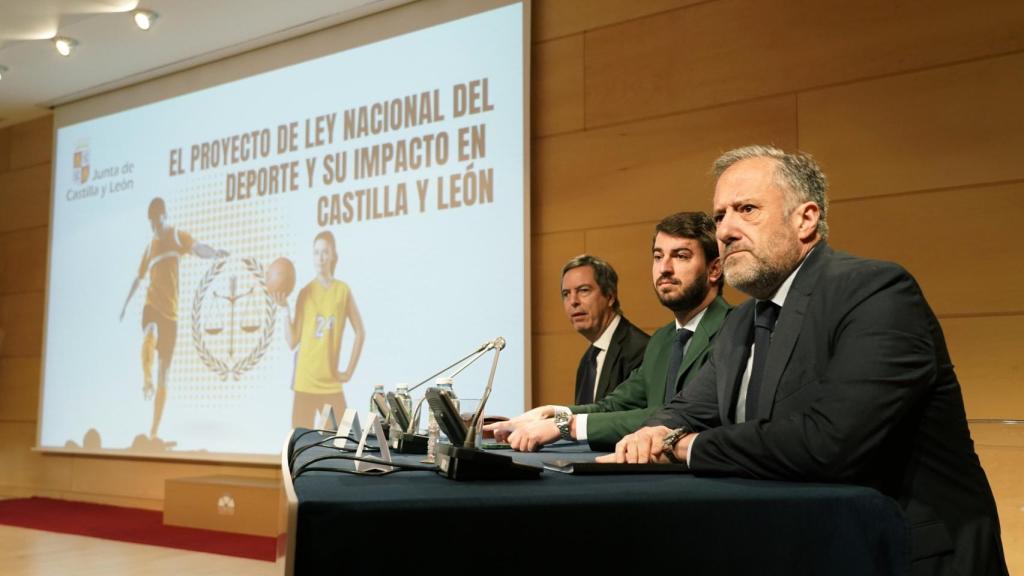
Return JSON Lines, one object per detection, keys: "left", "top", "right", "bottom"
{"left": 675, "top": 307, "right": 707, "bottom": 333}
{"left": 593, "top": 314, "right": 621, "bottom": 351}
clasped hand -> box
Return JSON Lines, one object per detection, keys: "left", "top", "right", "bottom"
{"left": 483, "top": 405, "right": 558, "bottom": 451}
{"left": 594, "top": 425, "right": 691, "bottom": 464}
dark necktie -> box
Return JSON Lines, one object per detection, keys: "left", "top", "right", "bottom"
{"left": 578, "top": 345, "right": 601, "bottom": 403}
{"left": 745, "top": 301, "right": 780, "bottom": 420}
{"left": 664, "top": 328, "right": 694, "bottom": 404}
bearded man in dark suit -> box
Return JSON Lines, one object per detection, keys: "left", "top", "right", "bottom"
{"left": 604, "top": 145, "right": 1007, "bottom": 576}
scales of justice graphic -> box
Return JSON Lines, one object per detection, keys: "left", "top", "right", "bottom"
{"left": 192, "top": 257, "right": 277, "bottom": 380}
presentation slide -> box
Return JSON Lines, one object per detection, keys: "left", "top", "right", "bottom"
{"left": 39, "top": 3, "right": 527, "bottom": 461}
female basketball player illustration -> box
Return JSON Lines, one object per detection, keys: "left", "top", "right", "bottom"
{"left": 273, "top": 230, "right": 365, "bottom": 427}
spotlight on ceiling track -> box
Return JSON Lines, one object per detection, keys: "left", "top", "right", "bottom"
{"left": 0, "top": 65, "right": 7, "bottom": 80}
{"left": 133, "top": 9, "right": 158, "bottom": 31}
{"left": 54, "top": 37, "right": 77, "bottom": 57}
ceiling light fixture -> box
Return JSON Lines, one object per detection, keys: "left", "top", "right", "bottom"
{"left": 133, "top": 9, "right": 158, "bottom": 31}
{"left": 53, "top": 37, "right": 77, "bottom": 57}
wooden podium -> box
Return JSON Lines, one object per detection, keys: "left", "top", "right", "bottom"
{"left": 163, "top": 475, "right": 282, "bottom": 537}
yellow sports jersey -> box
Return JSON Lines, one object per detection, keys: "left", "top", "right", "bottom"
{"left": 138, "top": 227, "right": 195, "bottom": 320}
{"left": 293, "top": 279, "right": 350, "bottom": 394}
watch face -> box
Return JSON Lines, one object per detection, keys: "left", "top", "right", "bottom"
{"left": 555, "top": 413, "right": 571, "bottom": 439}
{"left": 663, "top": 433, "right": 677, "bottom": 451}
{"left": 663, "top": 428, "right": 685, "bottom": 451}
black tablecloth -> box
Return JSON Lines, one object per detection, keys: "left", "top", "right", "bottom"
{"left": 287, "top": 429, "right": 909, "bottom": 574}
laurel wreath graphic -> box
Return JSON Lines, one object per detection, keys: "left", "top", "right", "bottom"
{"left": 191, "top": 257, "right": 276, "bottom": 380}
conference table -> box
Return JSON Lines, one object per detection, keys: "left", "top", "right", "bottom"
{"left": 280, "top": 429, "right": 909, "bottom": 575}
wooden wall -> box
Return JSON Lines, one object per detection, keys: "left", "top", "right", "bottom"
{"left": 0, "top": 0, "right": 1021, "bottom": 569}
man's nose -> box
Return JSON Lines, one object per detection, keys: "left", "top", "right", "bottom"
{"left": 717, "top": 211, "right": 739, "bottom": 244}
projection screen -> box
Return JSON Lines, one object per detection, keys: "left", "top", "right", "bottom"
{"left": 38, "top": 0, "right": 529, "bottom": 462}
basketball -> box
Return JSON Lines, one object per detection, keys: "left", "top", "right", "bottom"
{"left": 266, "top": 257, "right": 296, "bottom": 296}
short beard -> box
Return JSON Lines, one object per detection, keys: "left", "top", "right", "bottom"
{"left": 656, "top": 272, "right": 711, "bottom": 314}
{"left": 723, "top": 236, "right": 801, "bottom": 300}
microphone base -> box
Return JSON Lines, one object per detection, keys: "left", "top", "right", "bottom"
{"left": 435, "top": 443, "right": 542, "bottom": 481}
{"left": 390, "top": 432, "right": 429, "bottom": 454}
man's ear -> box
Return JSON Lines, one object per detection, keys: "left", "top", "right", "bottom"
{"left": 795, "top": 201, "right": 820, "bottom": 241}
{"left": 708, "top": 257, "right": 723, "bottom": 285}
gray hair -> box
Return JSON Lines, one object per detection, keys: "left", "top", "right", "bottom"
{"left": 561, "top": 255, "right": 621, "bottom": 313}
{"left": 712, "top": 145, "right": 829, "bottom": 239}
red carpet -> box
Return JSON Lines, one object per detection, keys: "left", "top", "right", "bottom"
{"left": 0, "top": 497, "right": 276, "bottom": 561}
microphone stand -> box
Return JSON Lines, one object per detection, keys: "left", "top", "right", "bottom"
{"left": 389, "top": 338, "right": 496, "bottom": 455}
{"left": 434, "top": 338, "right": 541, "bottom": 481}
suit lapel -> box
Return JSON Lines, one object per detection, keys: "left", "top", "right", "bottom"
{"left": 756, "top": 244, "right": 831, "bottom": 419}
{"left": 677, "top": 296, "right": 729, "bottom": 378}
{"left": 649, "top": 323, "right": 675, "bottom": 399}
{"left": 594, "top": 319, "right": 627, "bottom": 399}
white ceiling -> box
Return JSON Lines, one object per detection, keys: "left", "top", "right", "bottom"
{"left": 0, "top": 0, "right": 410, "bottom": 128}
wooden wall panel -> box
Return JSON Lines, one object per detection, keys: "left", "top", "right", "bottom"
{"left": 532, "top": 332, "right": 583, "bottom": 406}
{"left": 971, "top": 422, "right": 1024, "bottom": 448}
{"left": 799, "top": 53, "right": 1024, "bottom": 200}
{"left": 584, "top": 0, "right": 1024, "bottom": 127}
{"left": 534, "top": 96, "right": 796, "bottom": 233}
{"left": 0, "top": 226, "right": 48, "bottom": 294}
{"left": 0, "top": 357, "right": 39, "bottom": 422}
{"left": 0, "top": 292, "right": 44, "bottom": 357}
{"left": 0, "top": 163, "right": 51, "bottom": 233}
{"left": 971, "top": 421, "right": 1024, "bottom": 571}
{"left": 0, "top": 127, "right": 9, "bottom": 172}
{"left": 584, "top": 221, "right": 661, "bottom": 329}
{"left": 68, "top": 458, "right": 279, "bottom": 502}
{"left": 974, "top": 441, "right": 1024, "bottom": 572}
{"left": 533, "top": 0, "right": 704, "bottom": 42}
{"left": 532, "top": 35, "right": 584, "bottom": 137}
{"left": 8, "top": 115, "right": 51, "bottom": 170}
{"left": 827, "top": 183, "right": 1024, "bottom": 317}
{"left": 0, "top": 422, "right": 72, "bottom": 490}
{"left": 531, "top": 231, "right": 585, "bottom": 334}
{"left": 943, "top": 316, "right": 1024, "bottom": 420}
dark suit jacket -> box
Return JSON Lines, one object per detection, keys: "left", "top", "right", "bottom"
{"left": 573, "top": 316, "right": 649, "bottom": 405}
{"left": 648, "top": 244, "right": 1007, "bottom": 575}
{"left": 572, "top": 296, "right": 730, "bottom": 449}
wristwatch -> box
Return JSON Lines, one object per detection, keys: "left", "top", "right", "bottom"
{"left": 554, "top": 412, "right": 573, "bottom": 441}
{"left": 661, "top": 426, "right": 691, "bottom": 464}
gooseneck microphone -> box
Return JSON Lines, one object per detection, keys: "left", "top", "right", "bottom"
{"left": 406, "top": 337, "right": 501, "bottom": 394}
{"left": 388, "top": 337, "right": 504, "bottom": 455}
{"left": 463, "top": 337, "right": 505, "bottom": 449}
{"left": 430, "top": 337, "right": 541, "bottom": 481}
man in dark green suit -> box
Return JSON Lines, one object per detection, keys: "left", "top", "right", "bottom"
{"left": 488, "top": 212, "right": 730, "bottom": 451}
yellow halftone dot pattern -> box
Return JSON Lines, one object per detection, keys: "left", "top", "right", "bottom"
{"left": 164, "top": 172, "right": 291, "bottom": 410}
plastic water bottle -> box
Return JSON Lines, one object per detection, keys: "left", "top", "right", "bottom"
{"left": 438, "top": 379, "right": 458, "bottom": 411}
{"left": 369, "top": 384, "right": 384, "bottom": 416}
{"left": 369, "top": 384, "right": 384, "bottom": 436}
{"left": 395, "top": 383, "right": 412, "bottom": 420}
{"left": 436, "top": 377, "right": 458, "bottom": 440}
{"left": 425, "top": 403, "right": 440, "bottom": 464}
{"left": 425, "top": 377, "right": 455, "bottom": 463}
